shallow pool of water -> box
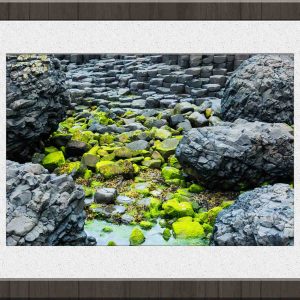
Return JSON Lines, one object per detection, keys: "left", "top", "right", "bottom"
{"left": 84, "top": 219, "right": 209, "bottom": 246}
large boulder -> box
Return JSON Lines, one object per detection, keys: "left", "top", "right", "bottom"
{"left": 221, "top": 54, "right": 294, "bottom": 125}
{"left": 212, "top": 184, "right": 294, "bottom": 246}
{"left": 6, "top": 160, "right": 95, "bottom": 246}
{"left": 6, "top": 54, "right": 69, "bottom": 162}
{"left": 176, "top": 119, "right": 293, "bottom": 190}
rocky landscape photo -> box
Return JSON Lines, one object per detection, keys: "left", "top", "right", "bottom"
{"left": 6, "top": 53, "right": 294, "bottom": 246}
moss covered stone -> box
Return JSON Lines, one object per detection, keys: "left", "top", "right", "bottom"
{"left": 129, "top": 227, "right": 145, "bottom": 246}
{"left": 162, "top": 199, "right": 194, "bottom": 218}
{"left": 44, "top": 146, "right": 59, "bottom": 154}
{"left": 172, "top": 218, "right": 205, "bottom": 239}
{"left": 154, "top": 128, "right": 172, "bottom": 140}
{"left": 142, "top": 159, "right": 161, "bottom": 169}
{"left": 107, "top": 241, "right": 117, "bottom": 246}
{"left": 114, "top": 147, "right": 133, "bottom": 159}
{"left": 81, "top": 153, "right": 100, "bottom": 168}
{"left": 42, "top": 151, "right": 65, "bottom": 170}
{"left": 155, "top": 138, "right": 179, "bottom": 159}
{"left": 188, "top": 183, "right": 205, "bottom": 193}
{"left": 96, "top": 160, "right": 134, "bottom": 179}
{"left": 139, "top": 221, "right": 153, "bottom": 230}
{"left": 102, "top": 226, "right": 113, "bottom": 233}
{"left": 162, "top": 228, "right": 171, "bottom": 241}
{"left": 161, "top": 166, "right": 185, "bottom": 185}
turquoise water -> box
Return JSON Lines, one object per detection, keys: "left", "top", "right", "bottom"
{"left": 84, "top": 219, "right": 209, "bottom": 246}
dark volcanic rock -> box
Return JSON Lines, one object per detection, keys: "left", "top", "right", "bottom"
{"left": 222, "top": 54, "right": 294, "bottom": 125}
{"left": 212, "top": 183, "right": 294, "bottom": 246}
{"left": 6, "top": 160, "right": 95, "bottom": 246}
{"left": 176, "top": 119, "right": 293, "bottom": 190}
{"left": 6, "top": 54, "right": 69, "bottom": 162}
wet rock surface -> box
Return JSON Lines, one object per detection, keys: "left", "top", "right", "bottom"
{"left": 212, "top": 183, "right": 294, "bottom": 246}
{"left": 6, "top": 160, "right": 95, "bottom": 246}
{"left": 176, "top": 119, "right": 293, "bottom": 190}
{"left": 222, "top": 54, "right": 294, "bottom": 125}
{"left": 7, "top": 54, "right": 70, "bottom": 162}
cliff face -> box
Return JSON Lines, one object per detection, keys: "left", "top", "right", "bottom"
{"left": 6, "top": 54, "right": 70, "bottom": 162}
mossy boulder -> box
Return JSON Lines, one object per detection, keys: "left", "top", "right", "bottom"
{"left": 102, "top": 226, "right": 113, "bottom": 233}
{"left": 142, "top": 159, "right": 161, "bottom": 169}
{"left": 188, "top": 183, "right": 205, "bottom": 193}
{"left": 129, "top": 227, "right": 145, "bottom": 246}
{"left": 139, "top": 221, "right": 153, "bottom": 230}
{"left": 60, "top": 161, "right": 81, "bottom": 175}
{"left": 132, "top": 182, "right": 152, "bottom": 196}
{"left": 42, "top": 151, "right": 65, "bottom": 171}
{"left": 154, "top": 128, "right": 172, "bottom": 140}
{"left": 107, "top": 241, "right": 117, "bottom": 246}
{"left": 155, "top": 138, "right": 179, "bottom": 159}
{"left": 162, "top": 199, "right": 194, "bottom": 218}
{"left": 172, "top": 218, "right": 205, "bottom": 239}
{"left": 114, "top": 147, "right": 133, "bottom": 159}
{"left": 161, "top": 166, "right": 184, "bottom": 185}
{"left": 96, "top": 160, "right": 134, "bottom": 179}
{"left": 162, "top": 228, "right": 171, "bottom": 241}
{"left": 81, "top": 153, "right": 100, "bottom": 168}
{"left": 44, "top": 146, "right": 59, "bottom": 154}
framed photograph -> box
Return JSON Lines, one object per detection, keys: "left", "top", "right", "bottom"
{"left": 1, "top": 2, "right": 300, "bottom": 299}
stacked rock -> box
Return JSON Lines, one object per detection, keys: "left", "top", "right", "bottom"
{"left": 6, "top": 54, "right": 70, "bottom": 162}
{"left": 175, "top": 54, "right": 294, "bottom": 246}
{"left": 60, "top": 54, "right": 250, "bottom": 111}
{"left": 6, "top": 160, "right": 96, "bottom": 246}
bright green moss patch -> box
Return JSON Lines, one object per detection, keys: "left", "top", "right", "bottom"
{"left": 139, "top": 221, "right": 153, "bottom": 230}
{"left": 42, "top": 151, "right": 65, "bottom": 171}
{"left": 107, "top": 241, "right": 117, "bottom": 246}
{"left": 188, "top": 183, "right": 205, "bottom": 193}
{"left": 162, "top": 228, "right": 171, "bottom": 241}
{"left": 44, "top": 146, "right": 59, "bottom": 154}
{"left": 172, "top": 218, "right": 205, "bottom": 239}
{"left": 129, "top": 227, "right": 145, "bottom": 246}
{"left": 102, "top": 226, "right": 113, "bottom": 233}
{"left": 162, "top": 199, "right": 194, "bottom": 218}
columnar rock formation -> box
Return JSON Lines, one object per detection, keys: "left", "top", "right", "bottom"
{"left": 221, "top": 54, "right": 294, "bottom": 125}
{"left": 6, "top": 160, "right": 95, "bottom": 246}
{"left": 176, "top": 119, "right": 294, "bottom": 190}
{"left": 6, "top": 54, "right": 70, "bottom": 162}
{"left": 212, "top": 184, "right": 294, "bottom": 246}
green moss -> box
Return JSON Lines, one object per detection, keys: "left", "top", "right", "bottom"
{"left": 172, "top": 218, "right": 205, "bottom": 239}
{"left": 132, "top": 182, "right": 151, "bottom": 196}
{"left": 102, "top": 226, "right": 113, "bottom": 233}
{"left": 83, "top": 186, "right": 94, "bottom": 197}
{"left": 162, "top": 228, "right": 171, "bottom": 241}
{"left": 114, "top": 147, "right": 133, "bottom": 158}
{"left": 84, "top": 169, "right": 93, "bottom": 180}
{"left": 205, "top": 108, "right": 213, "bottom": 118}
{"left": 135, "top": 115, "right": 146, "bottom": 123}
{"left": 90, "top": 180, "right": 102, "bottom": 188}
{"left": 168, "top": 155, "right": 180, "bottom": 169}
{"left": 161, "top": 166, "right": 182, "bottom": 181}
{"left": 154, "top": 138, "right": 179, "bottom": 159}
{"left": 92, "top": 111, "right": 114, "bottom": 126}
{"left": 221, "top": 201, "right": 234, "bottom": 209}
{"left": 154, "top": 128, "right": 172, "bottom": 140}
{"left": 188, "top": 183, "right": 205, "bottom": 193}
{"left": 151, "top": 151, "right": 165, "bottom": 163}
{"left": 129, "top": 227, "right": 145, "bottom": 246}
{"left": 44, "top": 146, "right": 59, "bottom": 154}
{"left": 107, "top": 241, "right": 117, "bottom": 246}
{"left": 162, "top": 199, "right": 194, "bottom": 218}
{"left": 81, "top": 153, "right": 100, "bottom": 168}
{"left": 142, "top": 159, "right": 161, "bottom": 169}
{"left": 72, "top": 130, "right": 94, "bottom": 143}
{"left": 42, "top": 151, "right": 65, "bottom": 170}
{"left": 96, "top": 160, "right": 134, "bottom": 179}
{"left": 88, "top": 145, "right": 100, "bottom": 155}
{"left": 203, "top": 223, "right": 213, "bottom": 234}
{"left": 99, "top": 133, "right": 115, "bottom": 145}
{"left": 139, "top": 221, "right": 153, "bottom": 230}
